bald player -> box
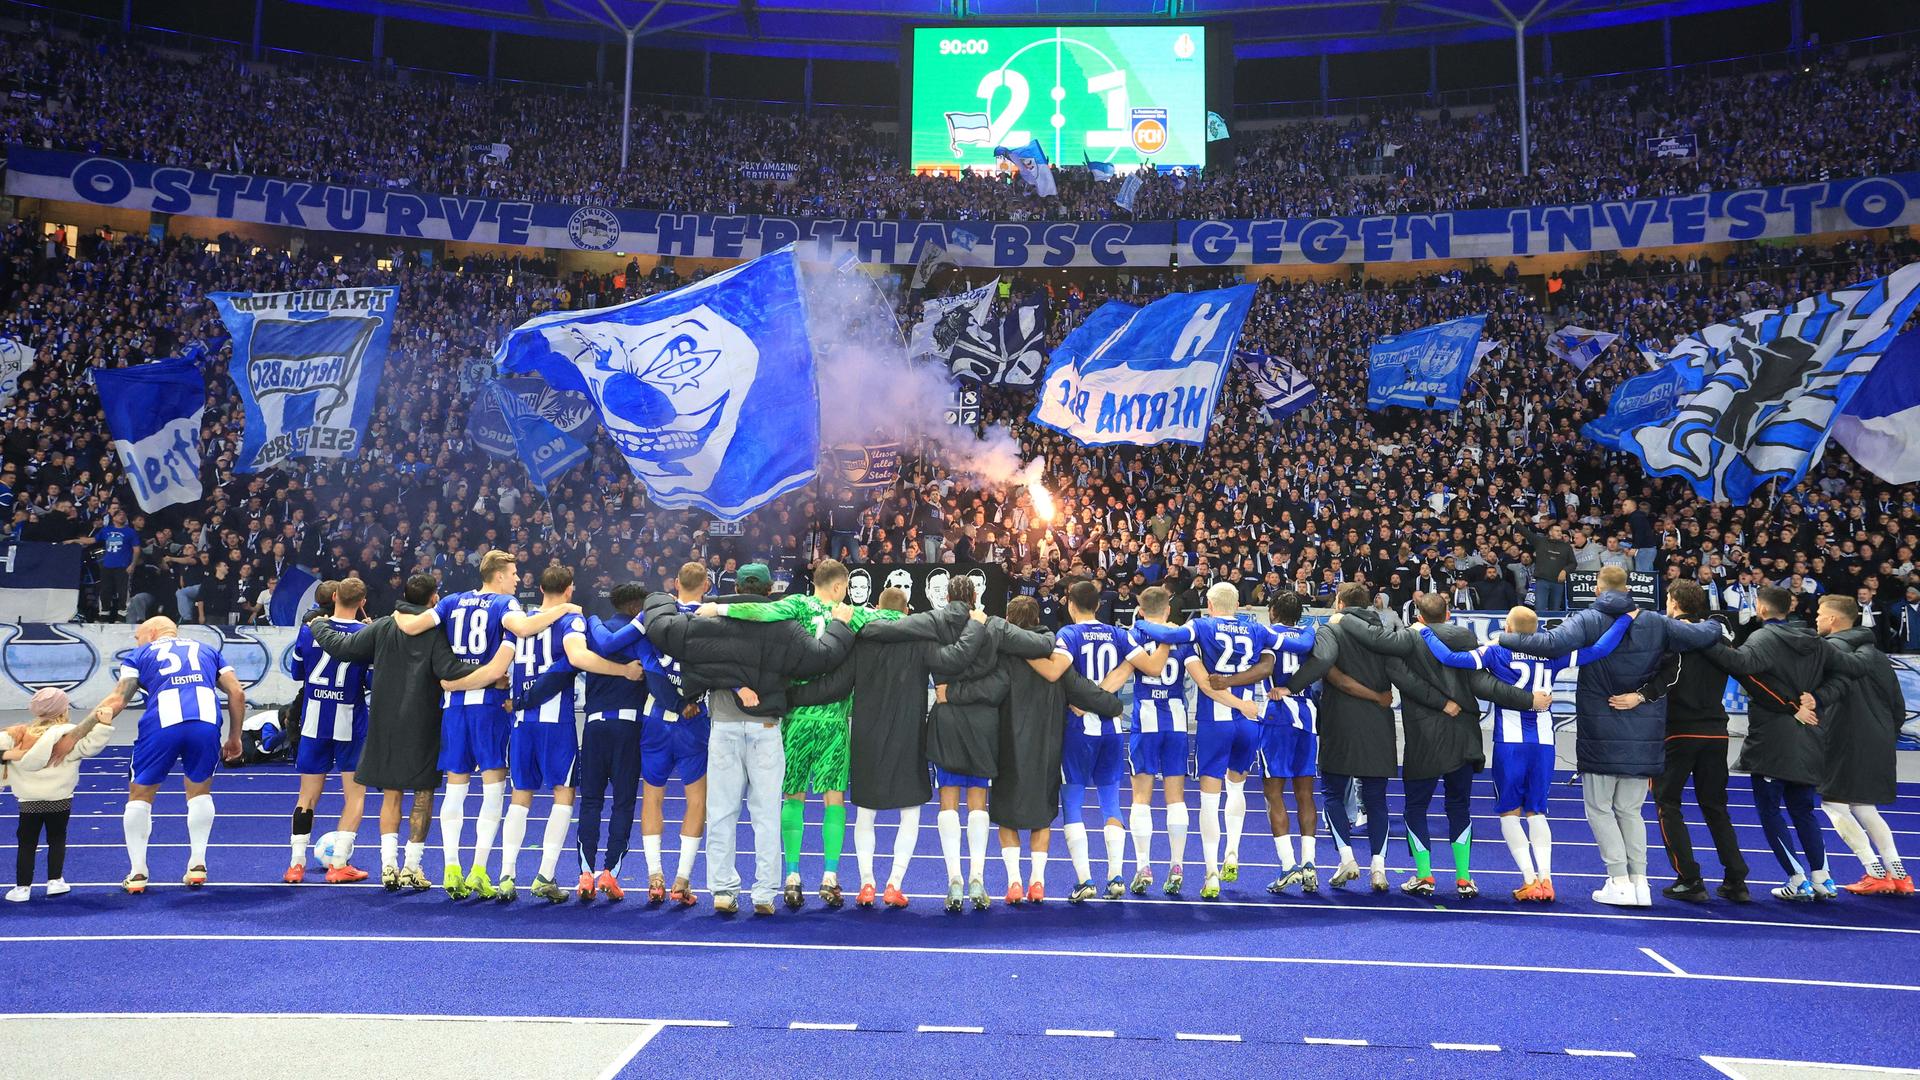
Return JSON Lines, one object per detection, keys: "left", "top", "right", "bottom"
{"left": 88, "top": 618, "right": 246, "bottom": 892}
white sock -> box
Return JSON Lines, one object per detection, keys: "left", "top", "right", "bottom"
{"left": 937, "top": 809, "right": 963, "bottom": 882}
{"left": 123, "top": 800, "right": 152, "bottom": 877}
{"left": 1063, "top": 822, "right": 1092, "bottom": 884}
{"left": 1224, "top": 779, "right": 1247, "bottom": 864}
{"left": 539, "top": 802, "right": 571, "bottom": 881}
{"left": 185, "top": 794, "right": 215, "bottom": 869}
{"left": 675, "top": 833, "right": 699, "bottom": 884}
{"left": 966, "top": 811, "right": 990, "bottom": 883}
{"left": 334, "top": 832, "right": 355, "bottom": 869}
{"left": 1301, "top": 834, "right": 1316, "bottom": 866}
{"left": 1103, "top": 822, "right": 1126, "bottom": 882}
{"left": 1276, "top": 833, "right": 1296, "bottom": 872}
{"left": 1858, "top": 805, "right": 1902, "bottom": 869}
{"left": 1198, "top": 791, "right": 1222, "bottom": 874}
{"left": 855, "top": 806, "right": 879, "bottom": 886}
{"left": 473, "top": 781, "right": 506, "bottom": 874}
{"left": 381, "top": 833, "right": 400, "bottom": 873}
{"left": 1130, "top": 804, "right": 1154, "bottom": 874}
{"left": 440, "top": 780, "right": 470, "bottom": 867}
{"left": 404, "top": 841, "right": 425, "bottom": 871}
{"left": 1167, "top": 802, "right": 1190, "bottom": 868}
{"left": 1000, "top": 841, "right": 1023, "bottom": 889}
{"left": 1031, "top": 847, "right": 1049, "bottom": 888}
{"left": 1370, "top": 852, "right": 1385, "bottom": 872}
{"left": 1501, "top": 815, "right": 1537, "bottom": 882}
{"left": 291, "top": 831, "right": 310, "bottom": 869}
{"left": 1528, "top": 814, "right": 1553, "bottom": 878}
{"left": 502, "top": 803, "right": 530, "bottom": 881}
{"left": 887, "top": 807, "right": 921, "bottom": 889}
{"left": 643, "top": 833, "right": 664, "bottom": 877}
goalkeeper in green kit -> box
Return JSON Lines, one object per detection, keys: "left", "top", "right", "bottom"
{"left": 697, "top": 559, "right": 877, "bottom": 909}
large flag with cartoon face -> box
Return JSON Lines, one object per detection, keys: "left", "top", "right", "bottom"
{"left": 210, "top": 287, "right": 397, "bottom": 473}
{"left": 1626, "top": 263, "right": 1920, "bottom": 503}
{"left": 494, "top": 247, "right": 819, "bottom": 520}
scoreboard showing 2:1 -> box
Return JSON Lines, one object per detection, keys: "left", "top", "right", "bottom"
{"left": 909, "top": 25, "right": 1207, "bottom": 175}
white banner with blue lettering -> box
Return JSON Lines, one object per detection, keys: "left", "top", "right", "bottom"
{"left": 90, "top": 355, "right": 205, "bottom": 512}
{"left": 493, "top": 246, "right": 818, "bottom": 520}
{"left": 209, "top": 287, "right": 397, "bottom": 474}
{"left": 1030, "top": 284, "right": 1255, "bottom": 447}
{"left": 1366, "top": 315, "right": 1486, "bottom": 411}
{"left": 13, "top": 148, "right": 1920, "bottom": 267}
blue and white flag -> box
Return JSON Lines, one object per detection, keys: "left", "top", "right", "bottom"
{"left": 91, "top": 355, "right": 205, "bottom": 512}
{"left": 1030, "top": 284, "right": 1255, "bottom": 447}
{"left": 996, "top": 140, "right": 1056, "bottom": 197}
{"left": 0, "top": 542, "right": 84, "bottom": 622}
{"left": 1366, "top": 315, "right": 1487, "bottom": 411}
{"left": 1580, "top": 356, "right": 1708, "bottom": 452}
{"left": 0, "top": 336, "right": 33, "bottom": 406}
{"left": 1627, "top": 263, "right": 1920, "bottom": 502}
{"left": 269, "top": 564, "right": 321, "bottom": 627}
{"left": 1115, "top": 171, "right": 1143, "bottom": 212}
{"left": 1085, "top": 155, "right": 1116, "bottom": 182}
{"left": 1238, "top": 350, "right": 1319, "bottom": 422}
{"left": 1833, "top": 329, "right": 1920, "bottom": 483}
{"left": 210, "top": 287, "right": 397, "bottom": 473}
{"left": 466, "top": 378, "right": 591, "bottom": 493}
{"left": 1546, "top": 325, "right": 1620, "bottom": 372}
{"left": 495, "top": 246, "right": 818, "bottom": 520}
{"left": 945, "top": 111, "right": 993, "bottom": 155}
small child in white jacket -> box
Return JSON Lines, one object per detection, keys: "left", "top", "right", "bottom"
{"left": 3, "top": 688, "right": 114, "bottom": 901}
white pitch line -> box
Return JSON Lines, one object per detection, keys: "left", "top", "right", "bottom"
{"left": 2, "top": 1010, "right": 729, "bottom": 1028}
{"left": 1567, "top": 1049, "right": 1637, "bottom": 1058}
{"left": 1641, "top": 947, "right": 1688, "bottom": 975}
{"left": 1044, "top": 1029, "right": 1115, "bottom": 1038}
{"left": 1175, "top": 1032, "right": 1242, "bottom": 1042}
{"left": 788, "top": 1021, "right": 857, "bottom": 1031}
{"left": 26, "top": 879, "right": 1920, "bottom": 938}
{"left": 1702, "top": 1056, "right": 1920, "bottom": 1077}
{"left": 594, "top": 1023, "right": 665, "bottom": 1080}
{"left": 1304, "top": 1037, "right": 1369, "bottom": 1046}
{"left": 13, "top": 931, "right": 1920, "bottom": 993}
{"left": 916, "top": 1025, "right": 984, "bottom": 1034}
{"left": 1432, "top": 1042, "right": 1502, "bottom": 1051}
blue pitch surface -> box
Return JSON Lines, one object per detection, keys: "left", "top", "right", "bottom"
{"left": 5, "top": 748, "right": 1920, "bottom": 1076}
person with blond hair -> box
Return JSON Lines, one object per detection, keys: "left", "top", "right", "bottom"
{"left": 4, "top": 689, "right": 114, "bottom": 901}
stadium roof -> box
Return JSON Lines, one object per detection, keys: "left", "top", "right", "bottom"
{"left": 291, "top": 0, "right": 1777, "bottom": 61}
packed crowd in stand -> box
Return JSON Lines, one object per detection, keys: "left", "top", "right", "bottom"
{"left": 3, "top": 23, "right": 1919, "bottom": 221}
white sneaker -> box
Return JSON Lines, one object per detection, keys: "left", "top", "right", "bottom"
{"left": 1630, "top": 876, "right": 1653, "bottom": 907}
{"left": 5, "top": 887, "right": 29, "bottom": 903}
{"left": 1591, "top": 877, "right": 1638, "bottom": 906}
{"left": 45, "top": 879, "right": 70, "bottom": 897}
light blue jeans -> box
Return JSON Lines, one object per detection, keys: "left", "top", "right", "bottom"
{"left": 704, "top": 715, "right": 785, "bottom": 905}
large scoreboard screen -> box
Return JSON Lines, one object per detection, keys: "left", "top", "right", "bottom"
{"left": 907, "top": 25, "right": 1208, "bottom": 174}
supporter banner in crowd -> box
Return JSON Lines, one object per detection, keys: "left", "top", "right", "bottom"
{"left": 1567, "top": 570, "right": 1662, "bottom": 608}
{"left": 1545, "top": 325, "right": 1619, "bottom": 372}
{"left": 827, "top": 442, "right": 901, "bottom": 488}
{"left": 90, "top": 354, "right": 206, "bottom": 513}
{"left": 0, "top": 543, "right": 83, "bottom": 622}
{"left": 0, "top": 621, "right": 302, "bottom": 713}
{"left": 1238, "top": 349, "right": 1318, "bottom": 422}
{"left": 1832, "top": 329, "right": 1920, "bottom": 484}
{"left": 1624, "top": 263, "right": 1920, "bottom": 503}
{"left": 0, "top": 335, "right": 32, "bottom": 405}
{"left": 464, "top": 376, "right": 596, "bottom": 460}
{"left": 840, "top": 563, "right": 1010, "bottom": 616}
{"left": 739, "top": 162, "right": 798, "bottom": 184}
{"left": 476, "top": 379, "right": 589, "bottom": 495}
{"left": 267, "top": 565, "right": 321, "bottom": 627}
{"left": 1581, "top": 355, "right": 1708, "bottom": 451}
{"left": 1030, "top": 284, "right": 1256, "bottom": 447}
{"left": 210, "top": 287, "right": 397, "bottom": 473}
{"left": 1366, "top": 315, "right": 1486, "bottom": 411}
{"left": 15, "top": 148, "right": 1920, "bottom": 267}
{"left": 495, "top": 247, "right": 819, "bottom": 520}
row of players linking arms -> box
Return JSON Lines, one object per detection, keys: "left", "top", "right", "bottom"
{"left": 12, "top": 554, "right": 1907, "bottom": 916}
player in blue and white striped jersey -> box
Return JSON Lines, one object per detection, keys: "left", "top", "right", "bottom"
{"left": 1419, "top": 605, "right": 1631, "bottom": 901}
{"left": 496, "top": 564, "right": 647, "bottom": 903}
{"left": 1121, "top": 586, "right": 1187, "bottom": 896}
{"left": 89, "top": 617, "right": 246, "bottom": 893}
{"left": 393, "top": 549, "right": 577, "bottom": 899}
{"left": 287, "top": 578, "right": 374, "bottom": 885}
{"left": 1134, "top": 582, "right": 1316, "bottom": 899}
